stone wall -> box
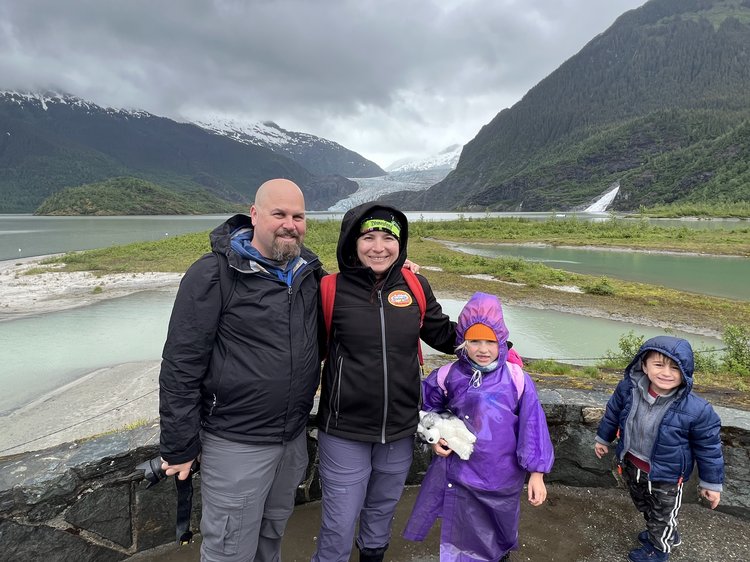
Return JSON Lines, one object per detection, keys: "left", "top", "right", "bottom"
{"left": 1, "top": 393, "right": 748, "bottom": 561}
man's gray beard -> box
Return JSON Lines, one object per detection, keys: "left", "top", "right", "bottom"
{"left": 272, "top": 239, "right": 301, "bottom": 262}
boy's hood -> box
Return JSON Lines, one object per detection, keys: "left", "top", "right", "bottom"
{"left": 336, "top": 203, "right": 408, "bottom": 275}
{"left": 456, "top": 292, "right": 510, "bottom": 365}
{"left": 624, "top": 335, "right": 695, "bottom": 392}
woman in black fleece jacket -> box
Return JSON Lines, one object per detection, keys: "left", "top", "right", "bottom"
{"left": 312, "top": 203, "right": 456, "bottom": 562}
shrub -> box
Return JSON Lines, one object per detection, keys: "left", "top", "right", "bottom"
{"left": 583, "top": 277, "right": 616, "bottom": 296}
{"left": 581, "top": 366, "right": 601, "bottom": 379}
{"left": 598, "top": 331, "right": 645, "bottom": 369}
{"left": 722, "top": 324, "right": 750, "bottom": 376}
{"left": 693, "top": 345, "right": 721, "bottom": 375}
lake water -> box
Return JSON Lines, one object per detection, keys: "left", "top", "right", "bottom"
{"left": 0, "top": 292, "right": 722, "bottom": 414}
{"left": 447, "top": 243, "right": 750, "bottom": 301}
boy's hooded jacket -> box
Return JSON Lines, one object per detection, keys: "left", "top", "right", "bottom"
{"left": 159, "top": 214, "right": 323, "bottom": 463}
{"left": 404, "top": 292, "right": 554, "bottom": 561}
{"left": 596, "top": 335, "right": 724, "bottom": 487}
{"left": 317, "top": 203, "right": 456, "bottom": 444}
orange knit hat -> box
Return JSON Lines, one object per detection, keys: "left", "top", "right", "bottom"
{"left": 464, "top": 323, "right": 497, "bottom": 342}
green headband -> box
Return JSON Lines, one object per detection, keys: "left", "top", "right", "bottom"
{"left": 359, "top": 218, "right": 401, "bottom": 239}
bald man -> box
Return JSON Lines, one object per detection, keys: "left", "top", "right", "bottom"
{"left": 159, "top": 179, "right": 324, "bottom": 562}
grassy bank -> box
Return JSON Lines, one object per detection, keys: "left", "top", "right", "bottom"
{"left": 412, "top": 216, "right": 750, "bottom": 256}
{"left": 40, "top": 217, "right": 750, "bottom": 335}
{"left": 635, "top": 201, "right": 750, "bottom": 219}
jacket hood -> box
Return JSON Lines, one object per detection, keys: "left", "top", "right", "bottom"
{"left": 336, "top": 203, "right": 408, "bottom": 276}
{"left": 624, "top": 335, "right": 694, "bottom": 392}
{"left": 209, "top": 213, "right": 251, "bottom": 255}
{"left": 456, "top": 292, "right": 510, "bottom": 365}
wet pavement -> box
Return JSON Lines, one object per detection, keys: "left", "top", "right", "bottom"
{"left": 129, "top": 484, "right": 750, "bottom": 561}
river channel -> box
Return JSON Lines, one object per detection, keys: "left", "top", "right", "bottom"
{"left": 0, "top": 291, "right": 723, "bottom": 415}
{"left": 444, "top": 242, "right": 750, "bottom": 301}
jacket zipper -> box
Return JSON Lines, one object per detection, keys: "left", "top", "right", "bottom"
{"left": 378, "top": 288, "right": 388, "bottom": 444}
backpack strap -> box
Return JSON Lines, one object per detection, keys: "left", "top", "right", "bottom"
{"left": 213, "top": 252, "right": 237, "bottom": 314}
{"left": 506, "top": 361, "right": 526, "bottom": 402}
{"left": 320, "top": 273, "right": 338, "bottom": 356}
{"left": 436, "top": 363, "right": 453, "bottom": 396}
{"left": 401, "top": 268, "right": 427, "bottom": 365}
{"left": 507, "top": 347, "right": 524, "bottom": 368}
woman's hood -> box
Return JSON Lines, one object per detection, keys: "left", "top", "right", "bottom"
{"left": 456, "top": 292, "right": 510, "bottom": 364}
{"left": 336, "top": 202, "right": 409, "bottom": 275}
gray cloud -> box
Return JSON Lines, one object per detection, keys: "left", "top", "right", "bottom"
{"left": 0, "top": 0, "right": 648, "bottom": 167}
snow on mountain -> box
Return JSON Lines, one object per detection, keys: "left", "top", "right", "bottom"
{"left": 193, "top": 115, "right": 385, "bottom": 178}
{"left": 0, "top": 90, "right": 151, "bottom": 118}
{"left": 386, "top": 144, "right": 461, "bottom": 173}
{"left": 329, "top": 145, "right": 463, "bottom": 211}
{"left": 195, "top": 115, "right": 336, "bottom": 150}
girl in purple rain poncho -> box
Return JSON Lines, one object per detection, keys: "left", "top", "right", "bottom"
{"left": 403, "top": 292, "right": 555, "bottom": 562}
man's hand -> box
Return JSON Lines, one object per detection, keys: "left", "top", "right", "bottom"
{"left": 700, "top": 488, "right": 721, "bottom": 510}
{"left": 161, "top": 459, "right": 195, "bottom": 481}
{"left": 594, "top": 442, "right": 609, "bottom": 459}
{"left": 403, "top": 259, "right": 420, "bottom": 274}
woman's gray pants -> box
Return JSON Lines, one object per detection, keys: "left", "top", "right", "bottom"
{"left": 199, "top": 431, "right": 308, "bottom": 562}
{"left": 310, "top": 431, "right": 414, "bottom": 562}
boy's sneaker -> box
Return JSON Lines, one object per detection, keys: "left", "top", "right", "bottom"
{"left": 628, "top": 543, "right": 669, "bottom": 562}
{"left": 638, "top": 530, "right": 681, "bottom": 548}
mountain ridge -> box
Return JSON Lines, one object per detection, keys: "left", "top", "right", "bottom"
{"left": 0, "top": 91, "right": 363, "bottom": 212}
{"left": 381, "top": 0, "right": 750, "bottom": 212}
{"left": 195, "top": 116, "right": 386, "bottom": 178}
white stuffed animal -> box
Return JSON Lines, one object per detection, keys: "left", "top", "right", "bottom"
{"left": 417, "top": 410, "right": 477, "bottom": 460}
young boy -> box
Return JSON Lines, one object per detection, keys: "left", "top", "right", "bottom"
{"left": 594, "top": 335, "right": 724, "bottom": 562}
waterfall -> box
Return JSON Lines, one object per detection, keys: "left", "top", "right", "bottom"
{"left": 584, "top": 181, "right": 620, "bottom": 212}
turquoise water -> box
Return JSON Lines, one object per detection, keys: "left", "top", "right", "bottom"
{"left": 0, "top": 292, "right": 722, "bottom": 414}
{"left": 449, "top": 243, "right": 750, "bottom": 301}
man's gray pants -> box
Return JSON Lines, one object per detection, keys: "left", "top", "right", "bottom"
{"left": 199, "top": 431, "right": 308, "bottom": 562}
{"left": 311, "top": 431, "right": 414, "bottom": 562}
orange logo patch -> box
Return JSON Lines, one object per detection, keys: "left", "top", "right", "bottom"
{"left": 388, "top": 290, "right": 413, "bottom": 307}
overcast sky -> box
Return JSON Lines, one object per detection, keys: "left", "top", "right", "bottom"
{"left": 1, "top": 0, "right": 648, "bottom": 168}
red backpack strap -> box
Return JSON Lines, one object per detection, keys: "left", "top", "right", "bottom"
{"left": 401, "top": 268, "right": 426, "bottom": 365}
{"left": 320, "top": 273, "right": 338, "bottom": 357}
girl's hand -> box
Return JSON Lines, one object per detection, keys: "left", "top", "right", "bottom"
{"left": 700, "top": 488, "right": 721, "bottom": 509}
{"left": 527, "top": 472, "right": 547, "bottom": 506}
{"left": 594, "top": 443, "right": 609, "bottom": 459}
{"left": 432, "top": 438, "right": 452, "bottom": 457}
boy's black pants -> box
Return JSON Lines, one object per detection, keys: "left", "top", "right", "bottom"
{"left": 622, "top": 458, "right": 683, "bottom": 553}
